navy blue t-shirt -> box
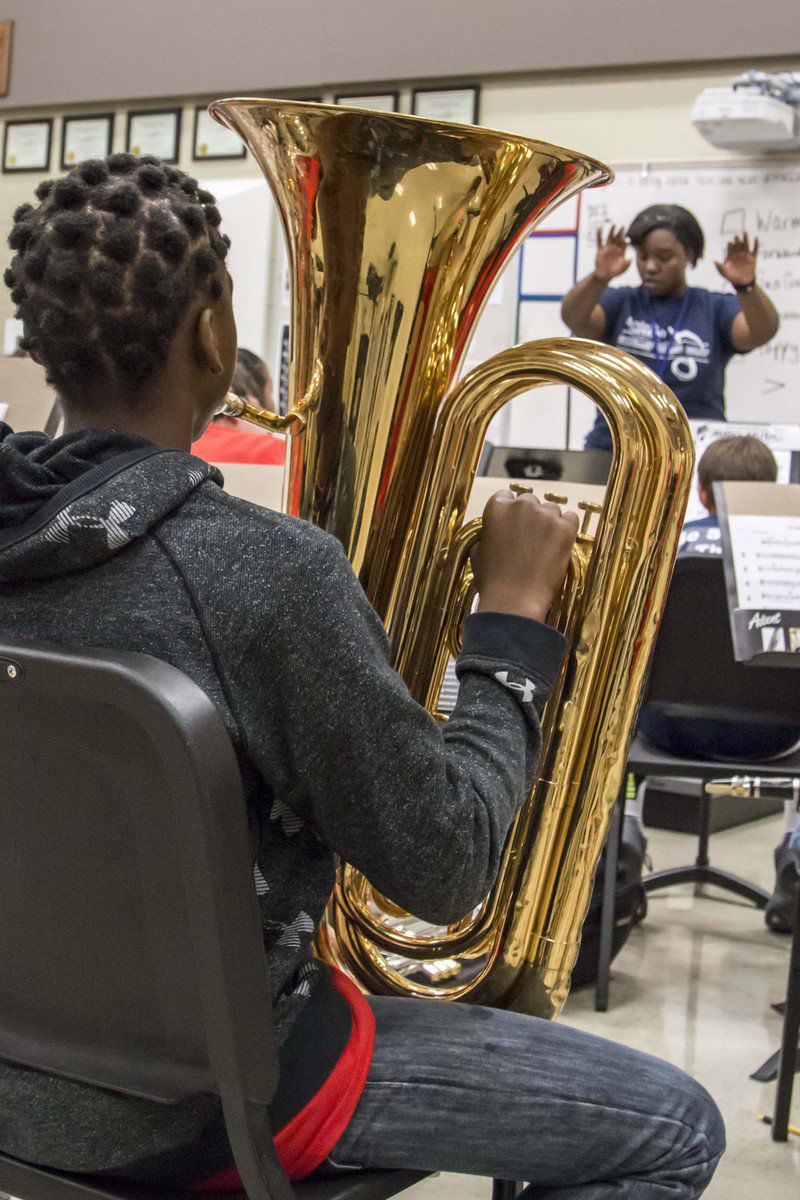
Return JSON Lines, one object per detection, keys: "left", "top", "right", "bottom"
{"left": 677, "top": 512, "right": 722, "bottom": 558}
{"left": 584, "top": 285, "right": 742, "bottom": 451}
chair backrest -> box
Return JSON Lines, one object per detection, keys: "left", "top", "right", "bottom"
{"left": 0, "top": 639, "right": 293, "bottom": 1200}
{"left": 644, "top": 555, "right": 800, "bottom": 726}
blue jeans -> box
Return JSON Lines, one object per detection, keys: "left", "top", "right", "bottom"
{"left": 325, "top": 996, "right": 725, "bottom": 1199}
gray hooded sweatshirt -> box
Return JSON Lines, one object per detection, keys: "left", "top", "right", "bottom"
{"left": 0, "top": 424, "right": 566, "bottom": 1184}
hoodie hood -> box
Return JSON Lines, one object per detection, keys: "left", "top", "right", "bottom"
{"left": 0, "top": 424, "right": 222, "bottom": 583}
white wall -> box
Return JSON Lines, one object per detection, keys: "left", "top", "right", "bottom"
{"left": 209, "top": 180, "right": 273, "bottom": 358}
{"left": 8, "top": 1, "right": 798, "bottom": 111}
{"left": 2, "top": 58, "right": 797, "bottom": 440}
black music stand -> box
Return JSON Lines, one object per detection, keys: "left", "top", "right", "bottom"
{"left": 750, "top": 866, "right": 800, "bottom": 1141}
{"left": 595, "top": 555, "right": 800, "bottom": 1012}
{"left": 770, "top": 883, "right": 800, "bottom": 1141}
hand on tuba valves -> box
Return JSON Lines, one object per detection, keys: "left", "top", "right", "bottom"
{"left": 471, "top": 490, "right": 580, "bottom": 625}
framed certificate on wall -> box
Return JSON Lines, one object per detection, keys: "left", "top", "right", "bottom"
{"left": 126, "top": 108, "right": 181, "bottom": 163}
{"left": 192, "top": 107, "right": 246, "bottom": 161}
{"left": 3, "top": 118, "right": 52, "bottom": 173}
{"left": 411, "top": 86, "right": 480, "bottom": 125}
{"left": 61, "top": 114, "right": 114, "bottom": 168}
{"left": 334, "top": 92, "right": 399, "bottom": 112}
{"left": 0, "top": 21, "right": 13, "bottom": 97}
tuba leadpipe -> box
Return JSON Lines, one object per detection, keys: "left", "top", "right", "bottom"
{"left": 210, "top": 97, "right": 694, "bottom": 1019}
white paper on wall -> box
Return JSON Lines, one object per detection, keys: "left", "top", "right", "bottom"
{"left": 516, "top": 298, "right": 569, "bottom": 344}
{"left": 536, "top": 195, "right": 580, "bottom": 234}
{"left": 206, "top": 178, "right": 273, "bottom": 357}
{"left": 520, "top": 236, "right": 576, "bottom": 297}
{"left": 3, "top": 318, "right": 23, "bottom": 356}
{"left": 487, "top": 272, "right": 506, "bottom": 307}
{"left": 504, "top": 300, "right": 570, "bottom": 448}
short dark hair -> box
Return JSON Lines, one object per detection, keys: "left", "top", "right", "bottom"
{"left": 5, "top": 154, "right": 230, "bottom": 400}
{"left": 627, "top": 204, "right": 705, "bottom": 265}
{"left": 230, "top": 359, "right": 258, "bottom": 400}
{"left": 698, "top": 435, "right": 778, "bottom": 490}
{"left": 235, "top": 346, "right": 269, "bottom": 400}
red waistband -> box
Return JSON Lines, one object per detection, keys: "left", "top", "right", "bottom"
{"left": 194, "top": 966, "right": 374, "bottom": 1188}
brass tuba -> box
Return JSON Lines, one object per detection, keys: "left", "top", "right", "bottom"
{"left": 210, "top": 97, "right": 694, "bottom": 1019}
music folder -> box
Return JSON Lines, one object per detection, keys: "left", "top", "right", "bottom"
{"left": 715, "top": 480, "right": 800, "bottom": 666}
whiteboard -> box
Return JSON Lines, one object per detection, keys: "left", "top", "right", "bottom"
{"left": 685, "top": 419, "right": 800, "bottom": 524}
{"left": 577, "top": 161, "right": 800, "bottom": 425}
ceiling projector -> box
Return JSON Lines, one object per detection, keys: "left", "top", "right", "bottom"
{"left": 692, "top": 70, "right": 800, "bottom": 151}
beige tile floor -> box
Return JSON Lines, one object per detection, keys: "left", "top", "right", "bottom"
{"left": 410, "top": 812, "right": 800, "bottom": 1200}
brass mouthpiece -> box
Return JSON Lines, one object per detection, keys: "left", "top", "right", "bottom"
{"left": 218, "top": 391, "right": 298, "bottom": 434}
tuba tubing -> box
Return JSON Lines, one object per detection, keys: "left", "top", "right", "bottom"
{"left": 321, "top": 339, "right": 694, "bottom": 1016}
{"left": 233, "top": 338, "right": 694, "bottom": 1016}
{"left": 208, "top": 96, "right": 693, "bottom": 1018}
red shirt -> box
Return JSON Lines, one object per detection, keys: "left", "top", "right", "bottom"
{"left": 192, "top": 422, "right": 286, "bottom": 466}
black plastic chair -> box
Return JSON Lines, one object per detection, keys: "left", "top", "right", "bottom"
{"left": 595, "top": 555, "right": 800, "bottom": 1010}
{"left": 0, "top": 639, "right": 428, "bottom": 1200}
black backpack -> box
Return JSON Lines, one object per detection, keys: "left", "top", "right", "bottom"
{"left": 571, "top": 814, "right": 647, "bottom": 989}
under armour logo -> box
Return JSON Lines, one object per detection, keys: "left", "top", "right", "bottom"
{"left": 45, "top": 500, "right": 136, "bottom": 551}
{"left": 494, "top": 670, "right": 536, "bottom": 705}
{"left": 270, "top": 797, "right": 303, "bottom": 837}
{"left": 275, "top": 910, "right": 315, "bottom": 950}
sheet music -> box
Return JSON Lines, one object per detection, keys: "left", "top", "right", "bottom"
{"left": 729, "top": 514, "right": 800, "bottom": 609}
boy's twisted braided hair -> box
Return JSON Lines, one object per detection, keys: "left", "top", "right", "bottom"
{"left": 5, "top": 153, "right": 230, "bottom": 398}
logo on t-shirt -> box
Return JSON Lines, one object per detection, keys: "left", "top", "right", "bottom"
{"left": 616, "top": 317, "right": 710, "bottom": 384}
{"left": 679, "top": 525, "right": 722, "bottom": 556}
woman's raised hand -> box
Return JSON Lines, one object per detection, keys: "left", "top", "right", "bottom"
{"left": 594, "top": 225, "right": 631, "bottom": 283}
{"left": 715, "top": 231, "right": 759, "bottom": 289}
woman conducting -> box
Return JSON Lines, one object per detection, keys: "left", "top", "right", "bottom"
{"left": 560, "top": 204, "right": 780, "bottom": 451}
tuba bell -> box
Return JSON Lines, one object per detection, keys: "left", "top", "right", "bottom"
{"left": 210, "top": 97, "right": 695, "bottom": 1019}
